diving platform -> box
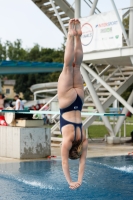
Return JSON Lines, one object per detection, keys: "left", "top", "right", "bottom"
{"left": 83, "top": 46, "right": 133, "bottom": 66}
{"left": 30, "top": 0, "right": 133, "bottom": 142}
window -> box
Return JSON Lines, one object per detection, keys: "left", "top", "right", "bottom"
{"left": 6, "top": 89, "right": 10, "bottom": 94}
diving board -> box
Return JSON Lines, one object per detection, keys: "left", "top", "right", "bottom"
{"left": 0, "top": 60, "right": 63, "bottom": 74}
{"left": 0, "top": 110, "right": 125, "bottom": 116}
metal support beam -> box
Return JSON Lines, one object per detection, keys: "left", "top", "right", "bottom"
{"left": 110, "top": 0, "right": 130, "bottom": 46}
{"left": 89, "top": 0, "right": 98, "bottom": 16}
{"left": 75, "top": 0, "right": 81, "bottom": 18}
{"left": 82, "top": 63, "right": 133, "bottom": 114}
{"left": 49, "top": 0, "right": 67, "bottom": 37}
{"left": 92, "top": 65, "right": 111, "bottom": 82}
{"left": 129, "top": 0, "right": 133, "bottom": 64}
{"left": 39, "top": 94, "right": 58, "bottom": 111}
{"left": 84, "top": 65, "right": 118, "bottom": 102}
{"left": 114, "top": 90, "right": 133, "bottom": 136}
{"left": 81, "top": 65, "right": 114, "bottom": 136}
{"left": 84, "top": 65, "right": 111, "bottom": 92}
{"left": 129, "top": 0, "right": 133, "bottom": 45}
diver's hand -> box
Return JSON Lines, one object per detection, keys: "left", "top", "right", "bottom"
{"left": 69, "top": 181, "right": 81, "bottom": 190}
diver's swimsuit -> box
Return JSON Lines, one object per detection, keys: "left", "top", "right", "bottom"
{"left": 60, "top": 94, "right": 83, "bottom": 141}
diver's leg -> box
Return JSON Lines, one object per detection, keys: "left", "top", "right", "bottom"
{"left": 58, "top": 19, "right": 77, "bottom": 108}
{"left": 73, "top": 19, "right": 84, "bottom": 100}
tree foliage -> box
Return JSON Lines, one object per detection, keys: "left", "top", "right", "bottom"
{"left": 0, "top": 39, "right": 64, "bottom": 99}
{"left": 123, "top": 16, "right": 129, "bottom": 30}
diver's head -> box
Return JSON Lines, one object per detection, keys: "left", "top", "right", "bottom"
{"left": 69, "top": 140, "right": 83, "bottom": 160}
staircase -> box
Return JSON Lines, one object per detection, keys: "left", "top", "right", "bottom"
{"left": 32, "top": 0, "right": 74, "bottom": 33}
{"left": 82, "top": 65, "right": 133, "bottom": 129}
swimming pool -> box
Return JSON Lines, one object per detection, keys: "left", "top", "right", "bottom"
{"left": 0, "top": 156, "right": 133, "bottom": 200}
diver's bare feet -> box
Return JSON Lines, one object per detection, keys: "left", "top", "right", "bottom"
{"left": 68, "top": 19, "right": 77, "bottom": 36}
{"left": 75, "top": 19, "right": 82, "bottom": 36}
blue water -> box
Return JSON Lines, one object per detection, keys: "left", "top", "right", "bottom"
{"left": 0, "top": 156, "right": 133, "bottom": 200}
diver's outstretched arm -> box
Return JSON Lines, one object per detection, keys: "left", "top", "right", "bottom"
{"left": 61, "top": 139, "right": 72, "bottom": 185}
{"left": 69, "top": 139, "right": 88, "bottom": 190}
{"left": 61, "top": 139, "right": 82, "bottom": 190}
{"left": 78, "top": 139, "right": 88, "bottom": 184}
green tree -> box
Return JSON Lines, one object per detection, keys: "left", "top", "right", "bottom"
{"left": 0, "top": 41, "right": 7, "bottom": 60}
{"left": 6, "top": 39, "right": 27, "bottom": 60}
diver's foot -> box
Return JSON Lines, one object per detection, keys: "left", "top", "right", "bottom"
{"left": 68, "top": 19, "right": 77, "bottom": 36}
{"left": 75, "top": 19, "right": 82, "bottom": 36}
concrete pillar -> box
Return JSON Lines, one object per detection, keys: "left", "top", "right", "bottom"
{"left": 0, "top": 126, "right": 51, "bottom": 159}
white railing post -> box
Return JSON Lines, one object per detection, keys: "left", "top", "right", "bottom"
{"left": 119, "top": 128, "right": 121, "bottom": 138}
{"left": 124, "top": 119, "right": 126, "bottom": 138}
{"left": 34, "top": 93, "right": 36, "bottom": 101}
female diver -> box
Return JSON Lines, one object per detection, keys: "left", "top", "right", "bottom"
{"left": 57, "top": 18, "right": 88, "bottom": 190}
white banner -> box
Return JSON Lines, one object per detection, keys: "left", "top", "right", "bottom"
{"left": 80, "top": 10, "right": 122, "bottom": 52}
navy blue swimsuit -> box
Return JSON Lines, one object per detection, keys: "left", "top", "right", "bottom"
{"left": 60, "top": 94, "right": 83, "bottom": 141}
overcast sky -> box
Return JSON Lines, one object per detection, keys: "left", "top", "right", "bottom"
{"left": 0, "top": 0, "right": 130, "bottom": 49}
